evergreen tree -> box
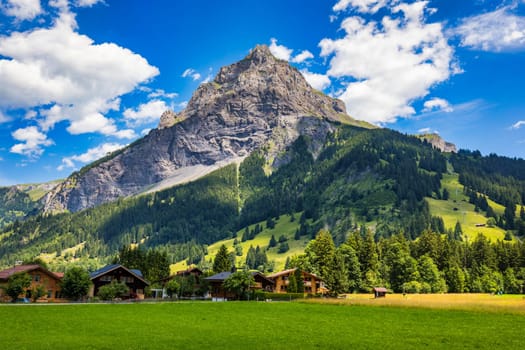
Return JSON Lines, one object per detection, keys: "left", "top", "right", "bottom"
{"left": 442, "top": 188, "right": 449, "bottom": 200}
{"left": 268, "top": 234, "right": 277, "bottom": 248}
{"left": 241, "top": 227, "right": 249, "bottom": 242}
{"left": 294, "top": 268, "right": 304, "bottom": 293}
{"left": 287, "top": 272, "right": 297, "bottom": 293}
{"left": 254, "top": 245, "right": 268, "bottom": 269}
{"left": 245, "top": 245, "right": 256, "bottom": 269}
{"left": 338, "top": 243, "right": 362, "bottom": 292}
{"left": 213, "top": 244, "right": 232, "bottom": 273}
{"left": 454, "top": 221, "right": 463, "bottom": 240}
{"left": 278, "top": 242, "right": 290, "bottom": 253}
{"left": 504, "top": 203, "right": 516, "bottom": 229}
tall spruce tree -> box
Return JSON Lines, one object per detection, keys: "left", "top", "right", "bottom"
{"left": 213, "top": 244, "right": 232, "bottom": 273}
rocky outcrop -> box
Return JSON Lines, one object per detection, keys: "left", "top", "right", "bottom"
{"left": 418, "top": 133, "right": 457, "bottom": 153}
{"left": 43, "top": 45, "right": 358, "bottom": 213}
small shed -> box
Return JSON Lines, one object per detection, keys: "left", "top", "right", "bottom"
{"left": 373, "top": 287, "right": 388, "bottom": 298}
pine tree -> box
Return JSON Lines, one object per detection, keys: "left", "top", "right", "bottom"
{"left": 268, "top": 235, "right": 277, "bottom": 248}
{"left": 454, "top": 221, "right": 463, "bottom": 240}
{"left": 213, "top": 244, "right": 232, "bottom": 273}
{"left": 294, "top": 268, "right": 304, "bottom": 293}
{"left": 245, "top": 246, "right": 256, "bottom": 269}
{"left": 287, "top": 272, "right": 297, "bottom": 293}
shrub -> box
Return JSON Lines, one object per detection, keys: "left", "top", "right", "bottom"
{"left": 402, "top": 281, "right": 421, "bottom": 294}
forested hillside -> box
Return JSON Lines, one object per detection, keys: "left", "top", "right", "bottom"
{"left": 0, "top": 187, "right": 40, "bottom": 229}
{"left": 0, "top": 125, "right": 524, "bottom": 275}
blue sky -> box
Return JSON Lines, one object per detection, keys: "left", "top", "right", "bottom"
{"left": 0, "top": 0, "right": 525, "bottom": 186}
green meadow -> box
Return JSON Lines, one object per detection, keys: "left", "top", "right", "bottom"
{"left": 172, "top": 214, "right": 309, "bottom": 272}
{"left": 427, "top": 173, "right": 506, "bottom": 241}
{"left": 1, "top": 301, "right": 523, "bottom": 349}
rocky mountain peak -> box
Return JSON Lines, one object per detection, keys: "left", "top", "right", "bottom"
{"left": 43, "top": 45, "right": 360, "bottom": 213}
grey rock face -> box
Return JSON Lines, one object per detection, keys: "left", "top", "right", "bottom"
{"left": 418, "top": 133, "right": 457, "bottom": 153}
{"left": 43, "top": 45, "right": 352, "bottom": 213}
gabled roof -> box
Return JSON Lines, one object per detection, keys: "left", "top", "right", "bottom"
{"left": 266, "top": 268, "right": 322, "bottom": 281}
{"left": 89, "top": 264, "right": 149, "bottom": 285}
{"left": 205, "top": 271, "right": 232, "bottom": 282}
{"left": 0, "top": 264, "right": 62, "bottom": 282}
{"left": 373, "top": 287, "right": 388, "bottom": 293}
{"left": 205, "top": 271, "right": 275, "bottom": 284}
{"left": 251, "top": 271, "right": 274, "bottom": 285}
{"left": 176, "top": 267, "right": 203, "bottom": 276}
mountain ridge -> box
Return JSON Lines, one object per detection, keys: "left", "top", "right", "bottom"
{"left": 42, "top": 45, "right": 365, "bottom": 213}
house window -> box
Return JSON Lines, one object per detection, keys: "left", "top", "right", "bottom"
{"left": 34, "top": 274, "right": 41, "bottom": 282}
{"left": 47, "top": 290, "right": 52, "bottom": 298}
{"left": 121, "top": 276, "right": 134, "bottom": 283}
{"left": 100, "top": 275, "right": 112, "bottom": 282}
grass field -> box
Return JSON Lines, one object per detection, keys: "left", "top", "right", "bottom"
{"left": 427, "top": 173, "right": 506, "bottom": 241}
{"left": 172, "top": 214, "right": 309, "bottom": 272}
{"left": 1, "top": 298, "right": 524, "bottom": 349}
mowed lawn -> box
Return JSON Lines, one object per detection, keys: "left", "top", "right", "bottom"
{"left": 1, "top": 300, "right": 524, "bottom": 350}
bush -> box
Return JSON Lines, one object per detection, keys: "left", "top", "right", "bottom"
{"left": 402, "top": 281, "right": 421, "bottom": 294}
{"left": 278, "top": 242, "right": 289, "bottom": 253}
{"left": 97, "top": 281, "right": 129, "bottom": 301}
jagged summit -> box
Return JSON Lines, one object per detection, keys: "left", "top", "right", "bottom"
{"left": 161, "top": 44, "right": 350, "bottom": 130}
{"left": 44, "top": 45, "right": 359, "bottom": 213}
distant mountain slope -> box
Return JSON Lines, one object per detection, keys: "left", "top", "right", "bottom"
{"left": 0, "top": 183, "right": 53, "bottom": 229}
{"left": 43, "top": 45, "right": 370, "bottom": 213}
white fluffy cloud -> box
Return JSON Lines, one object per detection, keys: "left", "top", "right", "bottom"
{"left": 269, "top": 38, "right": 293, "bottom": 61}
{"left": 0, "top": 8, "right": 158, "bottom": 154}
{"left": 300, "top": 69, "right": 331, "bottom": 91}
{"left": 182, "top": 68, "right": 201, "bottom": 81}
{"left": 423, "top": 98, "right": 453, "bottom": 113}
{"left": 291, "top": 50, "right": 314, "bottom": 63}
{"left": 333, "top": 0, "right": 389, "bottom": 14}
{"left": 319, "top": 1, "right": 455, "bottom": 124}
{"left": 123, "top": 99, "right": 168, "bottom": 126}
{"left": 455, "top": 6, "right": 525, "bottom": 52}
{"left": 58, "top": 142, "right": 125, "bottom": 171}
{"left": 269, "top": 38, "right": 315, "bottom": 64}
{"left": 1, "top": 0, "right": 42, "bottom": 21}
{"left": 10, "top": 126, "right": 53, "bottom": 157}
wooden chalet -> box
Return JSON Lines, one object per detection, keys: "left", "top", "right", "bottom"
{"left": 156, "top": 267, "right": 204, "bottom": 298}
{"left": 0, "top": 264, "right": 63, "bottom": 302}
{"left": 89, "top": 264, "right": 149, "bottom": 300}
{"left": 205, "top": 271, "right": 274, "bottom": 300}
{"left": 267, "top": 268, "right": 326, "bottom": 294}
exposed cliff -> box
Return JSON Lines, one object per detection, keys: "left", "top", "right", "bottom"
{"left": 43, "top": 45, "right": 363, "bottom": 213}
{"left": 417, "top": 133, "right": 457, "bottom": 153}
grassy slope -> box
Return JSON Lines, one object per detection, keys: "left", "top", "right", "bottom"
{"left": 427, "top": 173, "right": 505, "bottom": 241}
{"left": 172, "top": 214, "right": 308, "bottom": 273}
{"left": 0, "top": 302, "right": 523, "bottom": 350}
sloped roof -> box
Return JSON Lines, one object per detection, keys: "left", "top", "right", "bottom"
{"left": 176, "top": 267, "right": 203, "bottom": 276}
{"left": 205, "top": 271, "right": 275, "bottom": 284}
{"left": 267, "top": 268, "right": 322, "bottom": 281}
{"left": 205, "top": 271, "right": 232, "bottom": 282}
{"left": 0, "top": 264, "right": 62, "bottom": 281}
{"left": 90, "top": 264, "right": 149, "bottom": 285}
{"left": 373, "top": 287, "right": 388, "bottom": 293}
